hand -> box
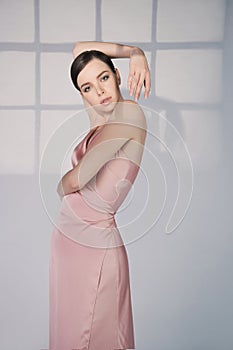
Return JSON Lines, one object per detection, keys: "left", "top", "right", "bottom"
{"left": 128, "top": 47, "right": 151, "bottom": 102}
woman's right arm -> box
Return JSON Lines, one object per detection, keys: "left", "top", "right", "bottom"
{"left": 73, "top": 41, "right": 138, "bottom": 59}
{"left": 72, "top": 41, "right": 151, "bottom": 101}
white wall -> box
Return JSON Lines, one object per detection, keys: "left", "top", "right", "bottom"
{"left": 0, "top": 0, "right": 232, "bottom": 349}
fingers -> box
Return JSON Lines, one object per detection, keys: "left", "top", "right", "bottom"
{"left": 144, "top": 71, "right": 151, "bottom": 99}
{"left": 127, "top": 68, "right": 137, "bottom": 94}
{"left": 128, "top": 70, "right": 151, "bottom": 102}
{"left": 134, "top": 75, "right": 145, "bottom": 102}
{"left": 129, "top": 71, "right": 140, "bottom": 99}
{"left": 127, "top": 72, "right": 134, "bottom": 91}
{"left": 128, "top": 49, "right": 151, "bottom": 101}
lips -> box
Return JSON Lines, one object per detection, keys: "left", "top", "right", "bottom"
{"left": 100, "top": 97, "right": 112, "bottom": 104}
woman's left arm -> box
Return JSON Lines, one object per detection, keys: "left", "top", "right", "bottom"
{"left": 57, "top": 168, "right": 76, "bottom": 198}
{"left": 57, "top": 127, "right": 131, "bottom": 198}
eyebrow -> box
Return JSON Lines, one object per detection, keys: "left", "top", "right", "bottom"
{"left": 80, "top": 70, "right": 109, "bottom": 89}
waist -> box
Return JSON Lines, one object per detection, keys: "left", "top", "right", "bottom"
{"left": 54, "top": 194, "right": 124, "bottom": 248}
{"left": 59, "top": 192, "right": 116, "bottom": 228}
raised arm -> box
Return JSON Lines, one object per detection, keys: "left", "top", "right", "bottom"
{"left": 72, "top": 41, "right": 138, "bottom": 59}
{"left": 72, "top": 41, "right": 151, "bottom": 101}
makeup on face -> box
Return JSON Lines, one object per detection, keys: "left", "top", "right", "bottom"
{"left": 77, "top": 59, "right": 123, "bottom": 109}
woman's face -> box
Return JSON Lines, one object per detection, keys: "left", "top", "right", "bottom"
{"left": 77, "top": 58, "right": 123, "bottom": 115}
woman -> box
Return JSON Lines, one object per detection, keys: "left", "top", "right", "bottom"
{"left": 50, "top": 41, "right": 151, "bottom": 350}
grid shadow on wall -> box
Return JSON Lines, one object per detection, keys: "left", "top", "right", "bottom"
{"left": 0, "top": 0, "right": 225, "bottom": 174}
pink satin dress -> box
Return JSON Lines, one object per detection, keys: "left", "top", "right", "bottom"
{"left": 49, "top": 125, "right": 140, "bottom": 350}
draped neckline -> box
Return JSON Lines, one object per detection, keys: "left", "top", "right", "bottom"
{"left": 85, "top": 124, "right": 104, "bottom": 150}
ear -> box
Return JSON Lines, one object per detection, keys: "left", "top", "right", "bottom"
{"left": 114, "top": 68, "right": 121, "bottom": 86}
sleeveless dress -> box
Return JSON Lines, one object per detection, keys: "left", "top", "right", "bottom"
{"left": 49, "top": 125, "right": 140, "bottom": 350}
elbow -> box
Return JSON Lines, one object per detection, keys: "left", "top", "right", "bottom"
{"left": 72, "top": 41, "right": 84, "bottom": 59}
{"left": 72, "top": 42, "right": 79, "bottom": 58}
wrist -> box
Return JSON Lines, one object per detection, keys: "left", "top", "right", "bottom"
{"left": 130, "top": 46, "right": 144, "bottom": 57}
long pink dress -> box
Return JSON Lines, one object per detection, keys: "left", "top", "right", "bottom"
{"left": 49, "top": 125, "right": 140, "bottom": 350}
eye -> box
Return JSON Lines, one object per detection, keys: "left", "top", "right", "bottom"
{"left": 101, "top": 75, "right": 109, "bottom": 81}
{"left": 83, "top": 86, "right": 90, "bottom": 93}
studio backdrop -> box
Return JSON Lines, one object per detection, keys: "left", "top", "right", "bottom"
{"left": 0, "top": 1, "right": 232, "bottom": 350}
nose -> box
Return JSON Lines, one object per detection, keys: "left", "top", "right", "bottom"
{"left": 95, "top": 84, "right": 104, "bottom": 96}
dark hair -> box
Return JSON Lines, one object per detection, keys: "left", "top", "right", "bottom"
{"left": 70, "top": 50, "right": 116, "bottom": 91}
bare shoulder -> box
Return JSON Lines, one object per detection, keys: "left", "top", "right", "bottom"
{"left": 111, "top": 100, "right": 147, "bottom": 132}
{"left": 98, "top": 100, "right": 146, "bottom": 148}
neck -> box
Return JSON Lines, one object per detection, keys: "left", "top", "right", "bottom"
{"left": 89, "top": 94, "right": 125, "bottom": 128}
